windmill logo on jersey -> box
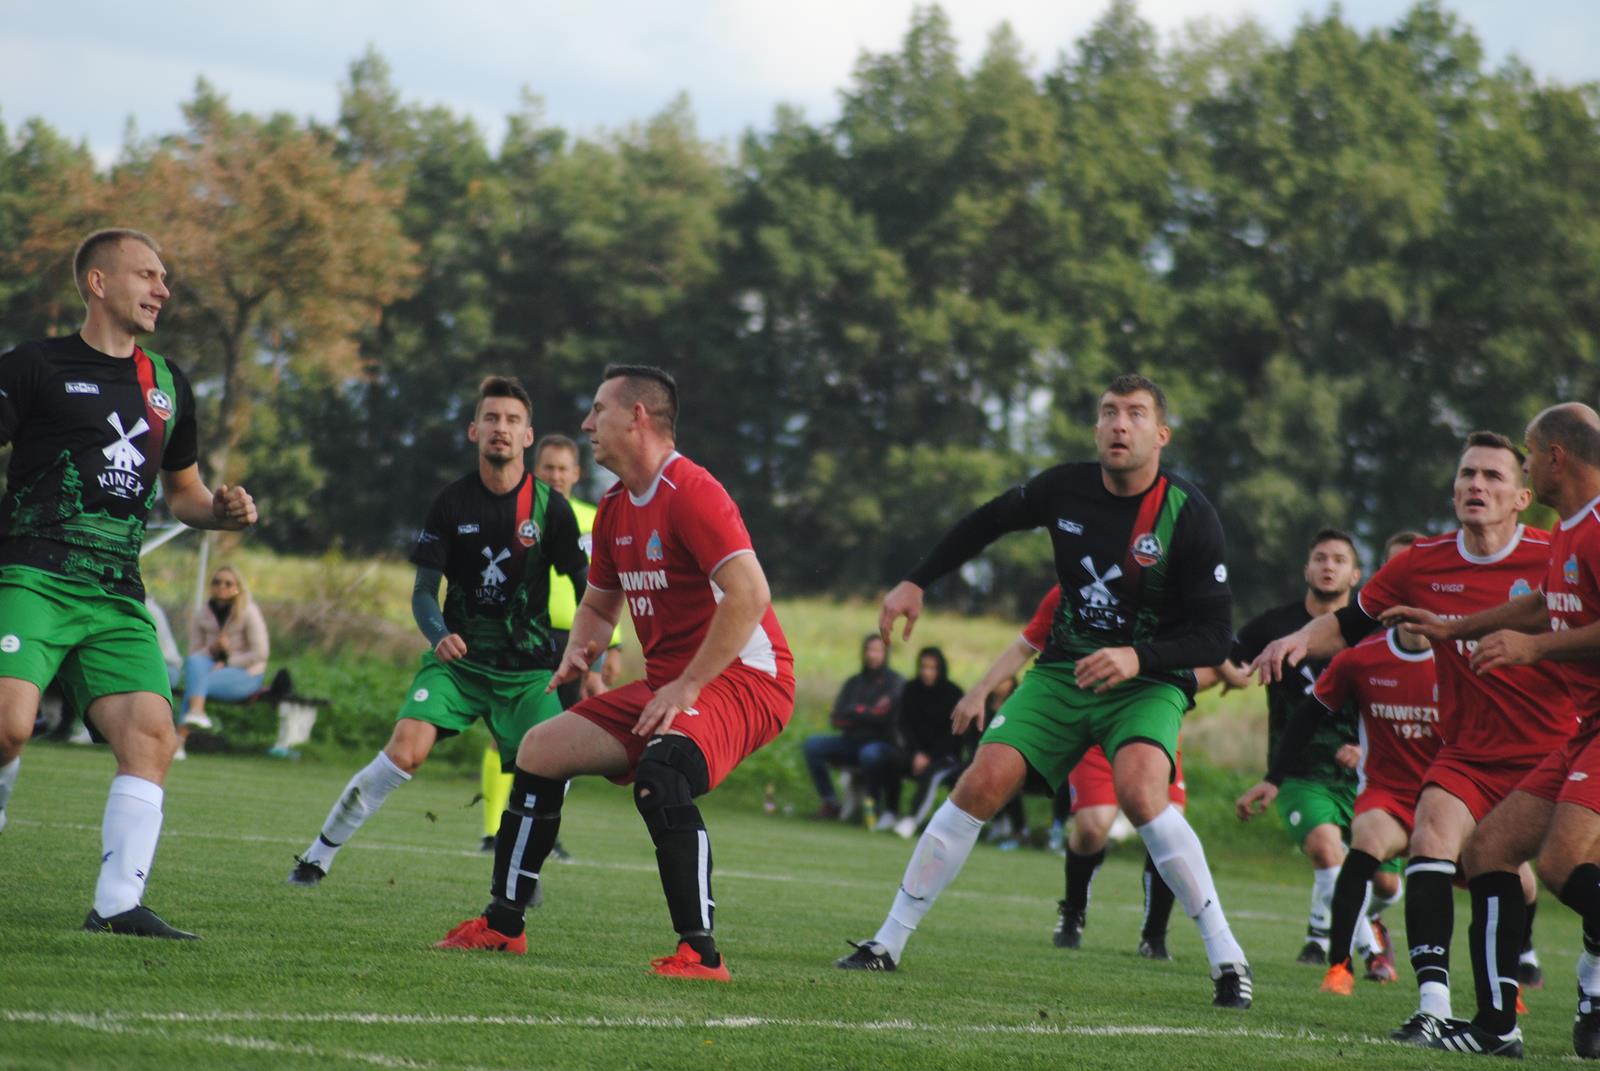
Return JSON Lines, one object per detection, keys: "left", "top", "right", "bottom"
{"left": 99, "top": 411, "right": 149, "bottom": 499}
{"left": 478, "top": 546, "right": 511, "bottom": 601}
{"left": 1511, "top": 577, "right": 1535, "bottom": 598}
{"left": 1077, "top": 556, "right": 1126, "bottom": 630}
{"left": 646, "top": 530, "right": 664, "bottom": 562}
{"left": 1565, "top": 556, "right": 1581, "bottom": 586}
{"left": 1131, "top": 532, "right": 1163, "bottom": 567}
{"left": 517, "top": 519, "right": 540, "bottom": 548}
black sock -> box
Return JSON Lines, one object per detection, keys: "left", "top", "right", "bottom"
{"left": 1523, "top": 898, "right": 1537, "bottom": 958}
{"left": 1468, "top": 871, "right": 1525, "bottom": 1036}
{"left": 1560, "top": 863, "right": 1600, "bottom": 957}
{"left": 1065, "top": 848, "right": 1105, "bottom": 913}
{"left": 1404, "top": 856, "right": 1457, "bottom": 992}
{"left": 1141, "top": 851, "right": 1174, "bottom": 940}
{"left": 652, "top": 814, "right": 719, "bottom": 967}
{"left": 1328, "top": 849, "right": 1381, "bottom": 969}
{"left": 486, "top": 769, "right": 567, "bottom": 937}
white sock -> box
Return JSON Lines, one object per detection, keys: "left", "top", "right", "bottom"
{"left": 93, "top": 775, "right": 164, "bottom": 917}
{"left": 1579, "top": 952, "right": 1600, "bottom": 995}
{"left": 1309, "top": 865, "right": 1338, "bottom": 944}
{"left": 0, "top": 756, "right": 18, "bottom": 831}
{"left": 303, "top": 752, "right": 410, "bottom": 871}
{"left": 871, "top": 800, "right": 983, "bottom": 962}
{"left": 1354, "top": 911, "right": 1378, "bottom": 957}
{"left": 1419, "top": 980, "right": 1452, "bottom": 1019}
{"left": 1371, "top": 882, "right": 1402, "bottom": 914}
{"left": 1138, "top": 805, "right": 1246, "bottom": 968}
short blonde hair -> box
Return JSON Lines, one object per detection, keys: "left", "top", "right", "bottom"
{"left": 74, "top": 228, "right": 161, "bottom": 302}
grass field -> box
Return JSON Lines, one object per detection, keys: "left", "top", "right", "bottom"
{"left": 2, "top": 744, "right": 1591, "bottom": 1069}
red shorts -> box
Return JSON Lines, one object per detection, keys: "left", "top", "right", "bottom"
{"left": 1514, "top": 718, "right": 1600, "bottom": 815}
{"left": 1067, "top": 745, "right": 1186, "bottom": 814}
{"left": 569, "top": 665, "right": 793, "bottom": 790}
{"left": 1422, "top": 746, "right": 1541, "bottom": 823}
{"left": 1353, "top": 783, "right": 1418, "bottom": 834}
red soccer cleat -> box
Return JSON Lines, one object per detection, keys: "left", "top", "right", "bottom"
{"left": 1321, "top": 961, "right": 1355, "bottom": 996}
{"left": 434, "top": 915, "right": 526, "bottom": 955}
{"left": 651, "top": 941, "right": 731, "bottom": 982}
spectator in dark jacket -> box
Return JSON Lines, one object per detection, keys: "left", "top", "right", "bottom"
{"left": 804, "top": 634, "right": 904, "bottom": 821}
{"left": 889, "top": 647, "right": 971, "bottom": 837}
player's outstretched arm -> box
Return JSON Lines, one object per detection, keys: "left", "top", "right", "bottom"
{"left": 952, "top": 636, "right": 1035, "bottom": 734}
{"left": 880, "top": 581, "right": 924, "bottom": 644}
{"left": 634, "top": 552, "right": 770, "bottom": 737}
{"left": 550, "top": 587, "right": 625, "bottom": 692}
{"left": 1251, "top": 612, "right": 1345, "bottom": 683}
{"left": 1387, "top": 590, "right": 1545, "bottom": 644}
{"left": 1474, "top": 618, "right": 1600, "bottom": 672}
{"left": 160, "top": 464, "right": 257, "bottom": 531}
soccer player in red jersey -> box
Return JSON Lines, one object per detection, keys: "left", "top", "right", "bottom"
{"left": 437, "top": 365, "right": 795, "bottom": 980}
{"left": 1251, "top": 432, "right": 1576, "bottom": 1045}
{"left": 1386, "top": 404, "right": 1600, "bottom": 1058}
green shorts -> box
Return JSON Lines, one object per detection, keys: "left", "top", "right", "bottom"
{"left": 1275, "top": 777, "right": 1357, "bottom": 850}
{"left": 979, "top": 660, "right": 1186, "bottom": 791}
{"left": 396, "top": 652, "right": 561, "bottom": 770}
{"left": 0, "top": 566, "right": 172, "bottom": 713}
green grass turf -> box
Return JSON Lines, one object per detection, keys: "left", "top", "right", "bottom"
{"left": 1, "top": 744, "right": 1587, "bottom": 1069}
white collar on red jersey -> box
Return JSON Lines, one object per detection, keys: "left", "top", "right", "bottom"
{"left": 629, "top": 451, "right": 682, "bottom": 507}
{"left": 1559, "top": 491, "right": 1600, "bottom": 531}
{"left": 1386, "top": 629, "right": 1434, "bottom": 663}
{"left": 1455, "top": 524, "right": 1525, "bottom": 565}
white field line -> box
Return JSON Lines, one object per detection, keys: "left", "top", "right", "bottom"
{"left": 8, "top": 818, "right": 1304, "bottom": 924}
{"left": 1, "top": 1007, "right": 1360, "bottom": 1046}
{"left": 0, "top": 1010, "right": 510, "bottom": 1071}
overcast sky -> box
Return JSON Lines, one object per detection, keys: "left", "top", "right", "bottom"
{"left": 5, "top": 1, "right": 1595, "bottom": 163}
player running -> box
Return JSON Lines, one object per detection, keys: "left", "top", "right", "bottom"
{"left": 1387, "top": 404, "right": 1600, "bottom": 1058}
{"left": 436, "top": 365, "right": 794, "bottom": 980}
{"left": 839, "top": 374, "right": 1253, "bottom": 1009}
{"left": 952, "top": 583, "right": 1192, "bottom": 959}
{"left": 0, "top": 229, "right": 258, "bottom": 938}
{"left": 1232, "top": 529, "right": 1377, "bottom": 966}
{"left": 288, "top": 377, "right": 588, "bottom": 887}
{"left": 1252, "top": 431, "right": 1574, "bottom": 1045}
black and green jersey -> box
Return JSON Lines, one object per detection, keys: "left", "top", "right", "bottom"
{"left": 906, "top": 462, "right": 1233, "bottom": 698}
{"left": 410, "top": 471, "right": 588, "bottom": 673}
{"left": 1232, "top": 601, "right": 1359, "bottom": 785}
{"left": 0, "top": 334, "right": 197, "bottom": 601}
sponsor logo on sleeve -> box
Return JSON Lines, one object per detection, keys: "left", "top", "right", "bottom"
{"left": 1056, "top": 518, "right": 1084, "bottom": 535}
{"left": 1213, "top": 563, "right": 1228, "bottom": 583}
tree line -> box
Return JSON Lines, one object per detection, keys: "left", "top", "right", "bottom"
{"left": 2, "top": 1, "right": 1597, "bottom": 616}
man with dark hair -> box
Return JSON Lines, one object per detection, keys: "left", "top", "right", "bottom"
{"left": 803, "top": 634, "right": 904, "bottom": 822}
{"left": 1385, "top": 404, "right": 1600, "bottom": 1058}
{"left": 840, "top": 374, "right": 1254, "bottom": 1009}
{"left": 290, "top": 376, "right": 588, "bottom": 886}
{"left": 1234, "top": 529, "right": 1390, "bottom": 966}
{"left": 0, "top": 228, "right": 257, "bottom": 938}
{"left": 1253, "top": 431, "right": 1573, "bottom": 1046}
{"left": 890, "top": 646, "right": 967, "bottom": 836}
{"left": 437, "top": 364, "right": 794, "bottom": 980}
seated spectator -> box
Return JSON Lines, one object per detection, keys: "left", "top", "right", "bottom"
{"left": 173, "top": 565, "right": 270, "bottom": 759}
{"left": 891, "top": 646, "right": 970, "bottom": 837}
{"left": 804, "top": 634, "right": 904, "bottom": 821}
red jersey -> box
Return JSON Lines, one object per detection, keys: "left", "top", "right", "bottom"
{"left": 1546, "top": 493, "right": 1600, "bottom": 720}
{"left": 588, "top": 453, "right": 792, "bottom": 690}
{"left": 1022, "top": 585, "right": 1062, "bottom": 651}
{"left": 1313, "top": 630, "right": 1441, "bottom": 796}
{"left": 1358, "top": 525, "right": 1575, "bottom": 763}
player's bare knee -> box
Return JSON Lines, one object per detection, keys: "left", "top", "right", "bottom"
{"left": 1537, "top": 842, "right": 1577, "bottom": 893}
{"left": 1374, "top": 870, "right": 1402, "bottom": 899}
{"left": 949, "top": 766, "right": 1009, "bottom": 820}
{"left": 633, "top": 736, "right": 709, "bottom": 838}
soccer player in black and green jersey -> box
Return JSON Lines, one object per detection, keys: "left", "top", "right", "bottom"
{"left": 840, "top": 374, "right": 1253, "bottom": 1009}
{"left": 0, "top": 228, "right": 259, "bottom": 938}
{"left": 288, "top": 376, "right": 588, "bottom": 886}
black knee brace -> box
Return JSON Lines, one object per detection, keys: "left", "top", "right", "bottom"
{"left": 510, "top": 769, "right": 567, "bottom": 818}
{"left": 634, "top": 735, "right": 710, "bottom": 841}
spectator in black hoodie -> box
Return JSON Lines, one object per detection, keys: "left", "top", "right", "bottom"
{"left": 805, "top": 634, "right": 904, "bottom": 820}
{"left": 889, "top": 647, "right": 972, "bottom": 837}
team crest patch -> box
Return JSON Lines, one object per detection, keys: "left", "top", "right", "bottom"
{"left": 518, "top": 518, "right": 540, "bottom": 547}
{"left": 1510, "top": 577, "right": 1534, "bottom": 598}
{"left": 646, "top": 529, "right": 664, "bottom": 562}
{"left": 1565, "top": 556, "right": 1581, "bottom": 586}
{"left": 146, "top": 387, "right": 173, "bottom": 421}
{"left": 1131, "top": 532, "right": 1162, "bottom": 567}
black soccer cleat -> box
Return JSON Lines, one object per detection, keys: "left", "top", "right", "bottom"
{"left": 1212, "top": 963, "right": 1253, "bottom": 1009}
{"left": 83, "top": 905, "right": 199, "bottom": 940}
{"left": 1429, "top": 1018, "right": 1524, "bottom": 1058}
{"left": 1391, "top": 1011, "right": 1448, "bottom": 1046}
{"left": 287, "top": 856, "right": 327, "bottom": 887}
{"left": 1296, "top": 938, "right": 1328, "bottom": 966}
{"left": 1518, "top": 956, "right": 1544, "bottom": 990}
{"left": 1574, "top": 989, "right": 1600, "bottom": 1059}
{"left": 550, "top": 839, "right": 574, "bottom": 863}
{"left": 1053, "top": 901, "right": 1085, "bottom": 949}
{"left": 479, "top": 835, "right": 495, "bottom": 853}
{"left": 1138, "top": 935, "right": 1171, "bottom": 961}
{"left": 835, "top": 939, "right": 897, "bottom": 972}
